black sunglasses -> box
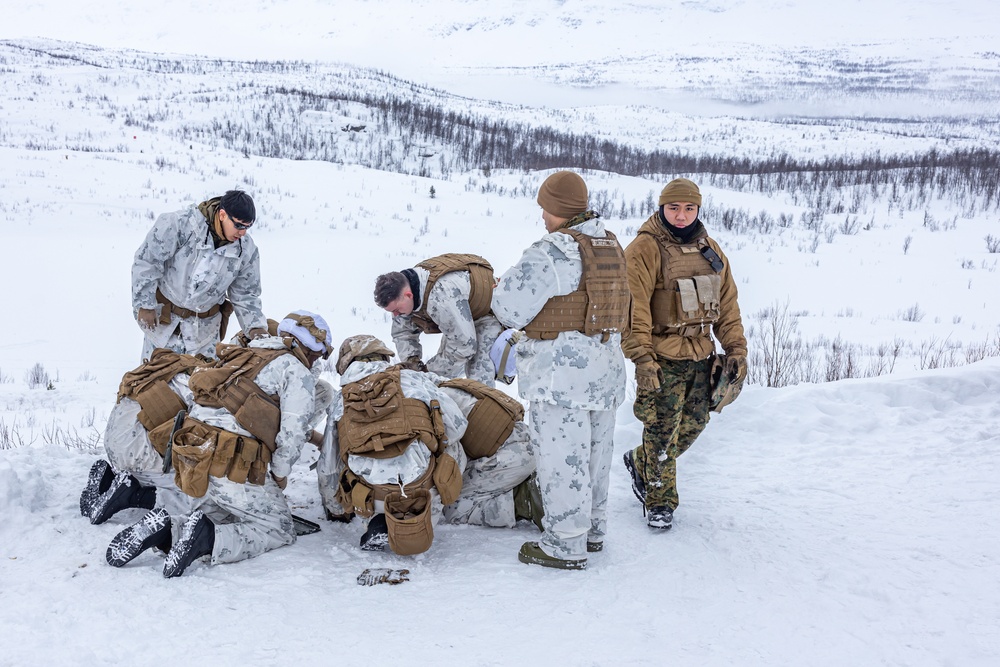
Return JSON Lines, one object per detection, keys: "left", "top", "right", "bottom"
{"left": 223, "top": 210, "right": 253, "bottom": 231}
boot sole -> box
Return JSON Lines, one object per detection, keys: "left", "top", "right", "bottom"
{"left": 107, "top": 509, "right": 170, "bottom": 567}
{"left": 80, "top": 459, "right": 113, "bottom": 518}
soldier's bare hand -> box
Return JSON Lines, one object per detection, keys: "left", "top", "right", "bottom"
{"left": 137, "top": 308, "right": 158, "bottom": 331}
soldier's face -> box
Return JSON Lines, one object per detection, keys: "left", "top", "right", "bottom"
{"left": 220, "top": 209, "right": 252, "bottom": 241}
{"left": 384, "top": 291, "right": 414, "bottom": 317}
{"left": 662, "top": 202, "right": 698, "bottom": 228}
{"left": 542, "top": 209, "right": 568, "bottom": 233}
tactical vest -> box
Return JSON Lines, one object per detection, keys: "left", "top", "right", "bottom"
{"left": 232, "top": 318, "right": 279, "bottom": 348}
{"left": 439, "top": 378, "right": 524, "bottom": 459}
{"left": 188, "top": 342, "right": 308, "bottom": 450}
{"left": 335, "top": 365, "right": 463, "bottom": 518}
{"left": 644, "top": 230, "right": 722, "bottom": 337}
{"left": 410, "top": 254, "right": 495, "bottom": 334}
{"left": 170, "top": 341, "right": 309, "bottom": 494}
{"left": 523, "top": 229, "right": 630, "bottom": 342}
{"left": 117, "top": 348, "right": 210, "bottom": 447}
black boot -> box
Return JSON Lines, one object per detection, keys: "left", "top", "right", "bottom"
{"left": 623, "top": 449, "right": 647, "bottom": 508}
{"left": 360, "top": 513, "right": 389, "bottom": 552}
{"left": 163, "top": 510, "right": 215, "bottom": 578}
{"left": 89, "top": 472, "right": 157, "bottom": 525}
{"left": 106, "top": 508, "right": 172, "bottom": 567}
{"left": 80, "top": 459, "right": 114, "bottom": 518}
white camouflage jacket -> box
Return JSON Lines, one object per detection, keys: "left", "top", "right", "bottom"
{"left": 390, "top": 267, "right": 492, "bottom": 377}
{"left": 132, "top": 204, "right": 266, "bottom": 353}
{"left": 187, "top": 337, "right": 316, "bottom": 479}
{"left": 491, "top": 217, "right": 627, "bottom": 411}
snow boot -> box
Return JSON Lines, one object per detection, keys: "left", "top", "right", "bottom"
{"left": 586, "top": 541, "right": 604, "bottom": 553}
{"left": 513, "top": 472, "right": 545, "bottom": 531}
{"left": 80, "top": 459, "right": 115, "bottom": 518}
{"left": 623, "top": 449, "right": 646, "bottom": 507}
{"left": 518, "top": 541, "right": 586, "bottom": 571}
{"left": 163, "top": 510, "right": 215, "bottom": 578}
{"left": 360, "top": 513, "right": 389, "bottom": 552}
{"left": 89, "top": 472, "right": 157, "bottom": 525}
{"left": 106, "top": 508, "right": 172, "bottom": 567}
{"left": 647, "top": 506, "right": 673, "bottom": 531}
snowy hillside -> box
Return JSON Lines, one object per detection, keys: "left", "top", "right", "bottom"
{"left": 2, "top": 1, "right": 1000, "bottom": 665}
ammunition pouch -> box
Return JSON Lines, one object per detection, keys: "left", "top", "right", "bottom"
{"left": 170, "top": 417, "right": 275, "bottom": 498}
{"left": 135, "top": 380, "right": 187, "bottom": 434}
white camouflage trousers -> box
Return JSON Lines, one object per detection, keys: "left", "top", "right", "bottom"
{"left": 443, "top": 422, "right": 535, "bottom": 528}
{"left": 195, "top": 474, "right": 295, "bottom": 565}
{"left": 103, "top": 399, "right": 201, "bottom": 517}
{"left": 529, "top": 401, "right": 616, "bottom": 560}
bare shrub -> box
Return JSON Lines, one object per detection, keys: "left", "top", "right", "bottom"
{"left": 24, "top": 363, "right": 51, "bottom": 389}
{"left": 748, "top": 301, "right": 809, "bottom": 387}
{"left": 825, "top": 336, "right": 859, "bottom": 382}
{"left": 41, "top": 421, "right": 103, "bottom": 452}
{"left": 0, "top": 418, "right": 37, "bottom": 449}
{"left": 902, "top": 235, "right": 913, "bottom": 254}
{"left": 986, "top": 234, "right": 1000, "bottom": 253}
{"left": 900, "top": 303, "right": 925, "bottom": 323}
{"left": 0, "top": 367, "right": 13, "bottom": 384}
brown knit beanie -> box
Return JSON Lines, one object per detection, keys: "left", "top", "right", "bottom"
{"left": 658, "top": 178, "right": 702, "bottom": 207}
{"left": 537, "top": 171, "right": 588, "bottom": 218}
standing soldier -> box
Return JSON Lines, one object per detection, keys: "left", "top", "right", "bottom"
{"left": 492, "top": 170, "right": 629, "bottom": 570}
{"left": 621, "top": 178, "right": 747, "bottom": 531}
{"left": 132, "top": 190, "right": 267, "bottom": 361}
{"left": 373, "top": 254, "right": 502, "bottom": 385}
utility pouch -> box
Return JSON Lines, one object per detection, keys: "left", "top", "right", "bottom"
{"left": 432, "top": 452, "right": 463, "bottom": 506}
{"left": 147, "top": 419, "right": 175, "bottom": 457}
{"left": 171, "top": 418, "right": 219, "bottom": 498}
{"left": 227, "top": 436, "right": 258, "bottom": 485}
{"left": 233, "top": 392, "right": 280, "bottom": 448}
{"left": 136, "top": 380, "right": 187, "bottom": 433}
{"left": 693, "top": 274, "right": 721, "bottom": 318}
{"left": 248, "top": 441, "right": 272, "bottom": 486}
{"left": 209, "top": 430, "right": 238, "bottom": 478}
{"left": 385, "top": 489, "right": 434, "bottom": 556}
{"left": 676, "top": 278, "right": 700, "bottom": 317}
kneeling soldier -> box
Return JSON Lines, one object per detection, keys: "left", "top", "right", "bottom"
{"left": 316, "top": 335, "right": 470, "bottom": 555}
{"left": 106, "top": 310, "right": 332, "bottom": 577}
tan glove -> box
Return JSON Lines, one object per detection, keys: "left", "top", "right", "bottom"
{"left": 400, "top": 356, "right": 428, "bottom": 373}
{"left": 634, "top": 354, "right": 663, "bottom": 392}
{"left": 271, "top": 472, "right": 288, "bottom": 490}
{"left": 137, "top": 308, "right": 158, "bottom": 331}
{"left": 725, "top": 354, "right": 748, "bottom": 384}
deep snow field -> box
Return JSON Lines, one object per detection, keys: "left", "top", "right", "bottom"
{"left": 2, "top": 1, "right": 999, "bottom": 665}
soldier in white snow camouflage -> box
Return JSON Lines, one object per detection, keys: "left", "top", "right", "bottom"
{"left": 374, "top": 255, "right": 503, "bottom": 385}
{"left": 105, "top": 311, "right": 331, "bottom": 577}
{"left": 82, "top": 350, "right": 210, "bottom": 529}
{"left": 435, "top": 379, "right": 537, "bottom": 529}
{"left": 316, "top": 335, "right": 470, "bottom": 554}
{"left": 132, "top": 190, "right": 267, "bottom": 361}
{"left": 492, "top": 171, "right": 629, "bottom": 570}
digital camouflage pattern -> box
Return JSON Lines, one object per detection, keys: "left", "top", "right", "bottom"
{"left": 491, "top": 216, "right": 626, "bottom": 411}
{"left": 437, "top": 383, "right": 535, "bottom": 528}
{"left": 530, "top": 401, "right": 615, "bottom": 559}
{"left": 631, "top": 357, "right": 712, "bottom": 510}
{"left": 391, "top": 268, "right": 503, "bottom": 384}
{"left": 316, "top": 359, "right": 469, "bottom": 524}
{"left": 491, "top": 215, "right": 625, "bottom": 560}
{"left": 132, "top": 202, "right": 266, "bottom": 360}
{"left": 179, "top": 337, "right": 316, "bottom": 564}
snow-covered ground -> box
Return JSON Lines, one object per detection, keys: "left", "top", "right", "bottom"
{"left": 2, "top": 1, "right": 999, "bottom": 665}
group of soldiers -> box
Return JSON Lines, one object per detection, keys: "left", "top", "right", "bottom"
{"left": 80, "top": 172, "right": 747, "bottom": 575}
